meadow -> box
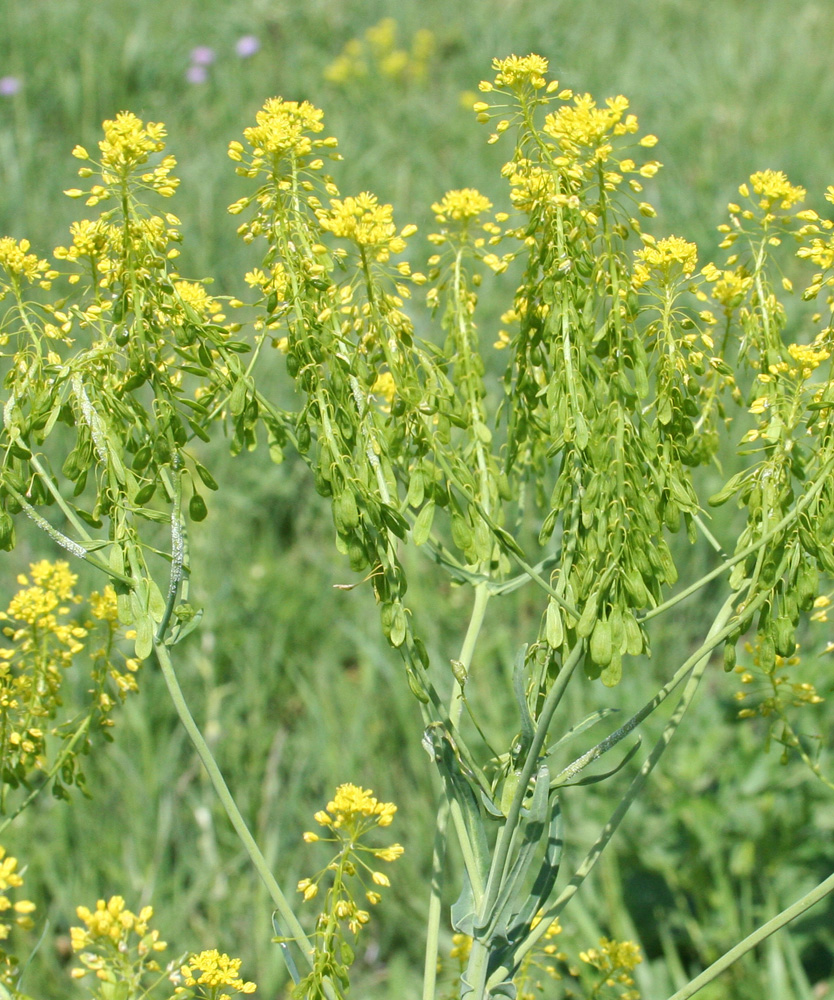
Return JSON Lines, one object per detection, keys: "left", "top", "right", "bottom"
{"left": 1, "top": 1, "right": 834, "bottom": 998}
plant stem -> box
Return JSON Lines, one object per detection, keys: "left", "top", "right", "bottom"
{"left": 422, "top": 582, "right": 491, "bottom": 1000}
{"left": 153, "top": 640, "right": 326, "bottom": 990}
{"left": 663, "top": 869, "right": 834, "bottom": 1000}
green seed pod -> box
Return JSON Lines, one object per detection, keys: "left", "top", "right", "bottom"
{"left": 773, "top": 616, "right": 795, "bottom": 658}
{"left": 576, "top": 590, "right": 600, "bottom": 638}
{"left": 590, "top": 617, "right": 613, "bottom": 667}
{"left": 796, "top": 560, "right": 818, "bottom": 611}
{"left": 723, "top": 642, "right": 737, "bottom": 672}
{"left": 545, "top": 600, "right": 564, "bottom": 649}
{"left": 601, "top": 649, "right": 623, "bottom": 687}
{"left": 758, "top": 631, "right": 776, "bottom": 671}
{"left": 663, "top": 499, "right": 681, "bottom": 533}
{"left": 609, "top": 604, "right": 625, "bottom": 653}
{"left": 348, "top": 537, "right": 368, "bottom": 572}
{"left": 334, "top": 489, "right": 360, "bottom": 532}
{"left": 622, "top": 610, "right": 643, "bottom": 656}
{"left": 189, "top": 492, "right": 208, "bottom": 522}
{"left": 450, "top": 513, "right": 473, "bottom": 552}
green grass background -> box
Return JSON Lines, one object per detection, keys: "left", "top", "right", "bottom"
{"left": 2, "top": 0, "right": 834, "bottom": 997}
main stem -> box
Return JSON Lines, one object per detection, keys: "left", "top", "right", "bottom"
{"left": 422, "top": 582, "right": 491, "bottom": 1000}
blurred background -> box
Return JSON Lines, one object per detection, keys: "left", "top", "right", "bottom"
{"left": 2, "top": 0, "right": 834, "bottom": 997}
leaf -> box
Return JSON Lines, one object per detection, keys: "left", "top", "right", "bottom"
{"left": 412, "top": 500, "right": 435, "bottom": 546}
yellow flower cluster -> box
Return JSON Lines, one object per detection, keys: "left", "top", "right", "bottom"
{"left": 743, "top": 169, "right": 806, "bottom": 211}
{"left": 483, "top": 53, "right": 551, "bottom": 91}
{"left": 70, "top": 896, "right": 167, "bottom": 986}
{"left": 174, "top": 280, "right": 224, "bottom": 322}
{"left": 53, "top": 218, "right": 118, "bottom": 285}
{"left": 734, "top": 638, "right": 824, "bottom": 722}
{"left": 233, "top": 97, "right": 326, "bottom": 163}
{"left": 297, "top": 784, "right": 403, "bottom": 936}
{"left": 324, "top": 18, "right": 435, "bottom": 86}
{"left": 317, "top": 193, "right": 415, "bottom": 262}
{"left": 543, "top": 93, "right": 637, "bottom": 162}
{"left": 178, "top": 949, "right": 256, "bottom": 998}
{"left": 67, "top": 113, "right": 178, "bottom": 204}
{"left": 633, "top": 235, "right": 698, "bottom": 289}
{"left": 579, "top": 937, "right": 642, "bottom": 998}
{"left": 787, "top": 340, "right": 831, "bottom": 378}
{"left": 701, "top": 262, "right": 754, "bottom": 314}
{"left": 0, "top": 237, "right": 53, "bottom": 285}
{"left": 317, "top": 781, "right": 397, "bottom": 829}
{"left": 432, "top": 189, "right": 493, "bottom": 223}
{"left": 0, "top": 846, "right": 35, "bottom": 940}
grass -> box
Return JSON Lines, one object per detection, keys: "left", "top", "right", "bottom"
{"left": 2, "top": 0, "right": 834, "bottom": 997}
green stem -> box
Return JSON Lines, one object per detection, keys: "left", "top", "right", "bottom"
{"left": 153, "top": 640, "right": 326, "bottom": 990}
{"left": 422, "top": 582, "right": 491, "bottom": 1000}
{"left": 466, "top": 641, "right": 584, "bottom": 999}
{"left": 663, "top": 869, "right": 834, "bottom": 1000}
{"left": 489, "top": 590, "right": 744, "bottom": 986}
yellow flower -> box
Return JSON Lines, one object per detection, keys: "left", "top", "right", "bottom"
{"left": 634, "top": 235, "right": 698, "bottom": 282}
{"left": 0, "top": 237, "right": 51, "bottom": 284}
{"left": 372, "top": 372, "right": 397, "bottom": 406}
{"left": 180, "top": 950, "right": 256, "bottom": 995}
{"left": 431, "top": 189, "right": 493, "bottom": 223}
{"left": 543, "top": 93, "right": 637, "bottom": 162}
{"left": 489, "top": 54, "right": 550, "bottom": 90}
{"left": 317, "top": 193, "right": 411, "bottom": 262}
{"left": 242, "top": 97, "right": 325, "bottom": 160}
{"left": 748, "top": 169, "right": 805, "bottom": 210}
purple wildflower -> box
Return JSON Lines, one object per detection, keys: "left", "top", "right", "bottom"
{"left": 235, "top": 35, "right": 260, "bottom": 58}
{"left": 0, "top": 76, "right": 21, "bottom": 97}
{"left": 186, "top": 64, "right": 209, "bottom": 85}
{"left": 190, "top": 46, "right": 216, "bottom": 66}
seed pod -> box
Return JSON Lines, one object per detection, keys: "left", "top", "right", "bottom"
{"left": 758, "top": 631, "right": 776, "bottom": 671}
{"left": 576, "top": 590, "right": 600, "bottom": 638}
{"left": 334, "top": 489, "right": 359, "bottom": 532}
{"left": 622, "top": 610, "right": 643, "bottom": 655}
{"left": 723, "top": 642, "right": 737, "bottom": 673}
{"left": 545, "top": 600, "right": 564, "bottom": 649}
{"left": 590, "top": 617, "right": 613, "bottom": 667}
{"left": 796, "top": 561, "right": 818, "bottom": 611}
{"left": 773, "top": 616, "right": 795, "bottom": 658}
{"left": 189, "top": 492, "right": 208, "bottom": 522}
{"left": 601, "top": 649, "right": 622, "bottom": 687}
{"left": 348, "top": 537, "right": 368, "bottom": 572}
{"left": 412, "top": 501, "right": 435, "bottom": 546}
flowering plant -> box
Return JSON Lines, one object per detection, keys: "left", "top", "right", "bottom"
{"left": 0, "top": 52, "right": 833, "bottom": 1000}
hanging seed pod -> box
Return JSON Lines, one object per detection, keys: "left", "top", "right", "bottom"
{"left": 590, "top": 617, "right": 613, "bottom": 667}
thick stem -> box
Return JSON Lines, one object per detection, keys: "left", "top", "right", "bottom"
{"left": 422, "top": 583, "right": 491, "bottom": 1000}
